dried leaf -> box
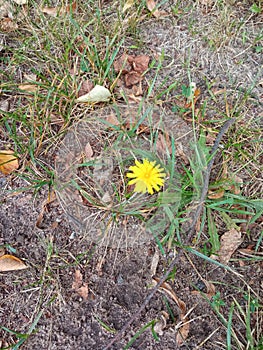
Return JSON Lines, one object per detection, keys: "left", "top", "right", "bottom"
{"left": 150, "top": 249, "right": 160, "bottom": 276}
{"left": 41, "top": 6, "right": 60, "bottom": 16}
{"left": 0, "top": 18, "right": 18, "bottom": 32}
{"left": 132, "top": 55, "right": 150, "bottom": 74}
{"left": 213, "top": 228, "right": 243, "bottom": 265}
{"left": 0, "top": 254, "right": 28, "bottom": 272}
{"left": 75, "top": 85, "right": 111, "bottom": 103}
{"left": 0, "top": 150, "right": 19, "bottom": 175}
{"left": 114, "top": 53, "right": 133, "bottom": 74}
{"left": 76, "top": 285, "right": 89, "bottom": 300}
{"left": 146, "top": 0, "right": 168, "bottom": 19}
{"left": 18, "top": 84, "right": 38, "bottom": 92}
{"left": 0, "top": 100, "right": 10, "bottom": 112}
{"left": 208, "top": 189, "right": 225, "bottom": 199}
{"left": 106, "top": 113, "right": 120, "bottom": 127}
{"left": 153, "top": 312, "right": 168, "bottom": 336}
{"left": 153, "top": 277, "right": 189, "bottom": 345}
{"left": 72, "top": 269, "right": 88, "bottom": 300}
{"left": 85, "top": 142, "right": 93, "bottom": 160}
{"left": 36, "top": 191, "right": 57, "bottom": 229}
{"left": 72, "top": 269, "right": 83, "bottom": 289}
{"left": 101, "top": 191, "right": 112, "bottom": 204}
{"left": 124, "top": 71, "right": 142, "bottom": 87}
{"left": 127, "top": 94, "right": 142, "bottom": 103}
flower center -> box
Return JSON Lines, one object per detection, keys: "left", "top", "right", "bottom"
{"left": 143, "top": 170, "right": 151, "bottom": 179}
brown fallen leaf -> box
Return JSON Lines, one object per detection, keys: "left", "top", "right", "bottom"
{"left": 72, "top": 269, "right": 88, "bottom": 300}
{"left": 106, "top": 113, "right": 120, "bottom": 127}
{"left": 113, "top": 53, "right": 133, "bottom": 74}
{"left": 146, "top": 0, "right": 168, "bottom": 19}
{"left": 126, "top": 94, "right": 143, "bottom": 104}
{"left": 153, "top": 311, "right": 169, "bottom": 336}
{"left": 207, "top": 189, "right": 225, "bottom": 199}
{"left": 150, "top": 249, "right": 160, "bottom": 276}
{"left": 0, "top": 18, "right": 18, "bottom": 32}
{"left": 124, "top": 71, "right": 142, "bottom": 87}
{"left": 132, "top": 55, "right": 150, "bottom": 74}
{"left": 211, "top": 228, "right": 243, "bottom": 265}
{"left": 131, "top": 81, "right": 143, "bottom": 96}
{"left": 18, "top": 84, "right": 38, "bottom": 92}
{"left": 72, "top": 269, "right": 83, "bottom": 289}
{"left": 0, "top": 150, "right": 19, "bottom": 175}
{"left": 84, "top": 142, "right": 93, "bottom": 160}
{"left": 36, "top": 191, "right": 57, "bottom": 229}
{"left": 153, "top": 277, "right": 189, "bottom": 345}
{"left": 0, "top": 254, "right": 28, "bottom": 272}
{"left": 41, "top": 2, "right": 77, "bottom": 16}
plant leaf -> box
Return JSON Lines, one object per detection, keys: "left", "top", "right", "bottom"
{"left": 211, "top": 228, "right": 243, "bottom": 265}
{"left": 0, "top": 150, "right": 19, "bottom": 175}
{"left": 0, "top": 255, "right": 28, "bottom": 272}
{"left": 75, "top": 85, "right": 111, "bottom": 103}
{"left": 146, "top": 0, "right": 167, "bottom": 19}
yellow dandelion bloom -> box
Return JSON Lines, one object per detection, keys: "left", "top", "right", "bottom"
{"left": 126, "top": 159, "right": 166, "bottom": 195}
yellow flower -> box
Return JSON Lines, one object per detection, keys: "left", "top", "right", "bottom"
{"left": 126, "top": 159, "right": 166, "bottom": 195}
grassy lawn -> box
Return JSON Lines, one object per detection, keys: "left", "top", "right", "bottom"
{"left": 0, "top": 1, "right": 262, "bottom": 349}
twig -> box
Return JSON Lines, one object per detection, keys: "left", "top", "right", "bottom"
{"left": 103, "top": 118, "right": 236, "bottom": 350}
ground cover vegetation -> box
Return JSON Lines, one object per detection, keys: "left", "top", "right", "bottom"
{"left": 0, "top": 0, "right": 262, "bottom": 349}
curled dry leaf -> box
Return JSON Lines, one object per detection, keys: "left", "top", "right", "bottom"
{"left": 36, "top": 191, "right": 57, "bottom": 229}
{"left": 153, "top": 277, "right": 189, "bottom": 345}
{"left": 0, "top": 150, "right": 19, "bottom": 175}
{"left": 75, "top": 85, "right": 111, "bottom": 103}
{"left": 114, "top": 53, "right": 133, "bottom": 74}
{"left": 146, "top": 0, "right": 168, "bottom": 19}
{"left": 150, "top": 249, "right": 160, "bottom": 276}
{"left": 72, "top": 269, "right": 88, "bottom": 300}
{"left": 208, "top": 189, "right": 225, "bottom": 199}
{"left": 124, "top": 71, "right": 142, "bottom": 87}
{"left": 211, "top": 228, "right": 243, "bottom": 265}
{"left": 132, "top": 55, "right": 150, "bottom": 74}
{"left": 153, "top": 312, "right": 169, "bottom": 336}
{"left": 0, "top": 254, "right": 28, "bottom": 272}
